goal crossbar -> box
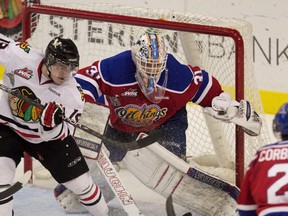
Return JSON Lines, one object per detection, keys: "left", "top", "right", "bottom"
{"left": 22, "top": 4, "right": 249, "bottom": 187}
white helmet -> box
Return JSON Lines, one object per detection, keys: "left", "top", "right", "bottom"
{"left": 132, "top": 34, "right": 168, "bottom": 103}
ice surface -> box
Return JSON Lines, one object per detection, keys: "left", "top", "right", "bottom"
{"left": 13, "top": 167, "right": 190, "bottom": 216}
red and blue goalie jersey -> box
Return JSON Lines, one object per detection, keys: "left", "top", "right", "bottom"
{"left": 75, "top": 50, "right": 223, "bottom": 133}
{"left": 237, "top": 140, "right": 288, "bottom": 216}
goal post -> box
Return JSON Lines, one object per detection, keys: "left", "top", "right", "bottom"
{"left": 22, "top": 3, "right": 271, "bottom": 187}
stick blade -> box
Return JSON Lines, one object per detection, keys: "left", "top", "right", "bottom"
{"left": 166, "top": 195, "right": 176, "bottom": 216}
{"left": 0, "top": 171, "right": 32, "bottom": 200}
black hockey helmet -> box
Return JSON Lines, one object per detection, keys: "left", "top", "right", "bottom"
{"left": 44, "top": 37, "right": 79, "bottom": 68}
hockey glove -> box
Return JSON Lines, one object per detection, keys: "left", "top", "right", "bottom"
{"left": 40, "top": 102, "right": 65, "bottom": 128}
{"left": 204, "top": 92, "right": 262, "bottom": 136}
{"left": 204, "top": 92, "right": 239, "bottom": 122}
{"left": 229, "top": 100, "right": 262, "bottom": 136}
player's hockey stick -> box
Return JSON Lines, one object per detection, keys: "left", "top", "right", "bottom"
{"left": 0, "top": 84, "right": 162, "bottom": 150}
{"left": 0, "top": 171, "right": 32, "bottom": 200}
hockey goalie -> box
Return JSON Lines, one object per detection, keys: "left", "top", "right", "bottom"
{"left": 53, "top": 99, "right": 261, "bottom": 215}
{"left": 53, "top": 33, "right": 262, "bottom": 215}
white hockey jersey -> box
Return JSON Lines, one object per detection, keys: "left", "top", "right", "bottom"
{"left": 0, "top": 34, "right": 85, "bottom": 143}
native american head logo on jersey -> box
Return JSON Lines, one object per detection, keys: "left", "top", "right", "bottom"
{"left": 8, "top": 86, "right": 42, "bottom": 122}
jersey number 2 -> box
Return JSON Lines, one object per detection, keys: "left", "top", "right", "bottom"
{"left": 267, "top": 163, "right": 288, "bottom": 204}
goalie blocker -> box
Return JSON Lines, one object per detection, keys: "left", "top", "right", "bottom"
{"left": 204, "top": 92, "right": 262, "bottom": 136}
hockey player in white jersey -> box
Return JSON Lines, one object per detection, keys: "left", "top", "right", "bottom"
{"left": 0, "top": 34, "right": 108, "bottom": 216}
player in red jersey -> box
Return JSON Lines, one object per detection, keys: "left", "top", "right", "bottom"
{"left": 237, "top": 103, "right": 288, "bottom": 216}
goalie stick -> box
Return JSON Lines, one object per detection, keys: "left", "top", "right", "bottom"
{"left": 166, "top": 195, "right": 192, "bottom": 216}
{"left": 55, "top": 143, "right": 143, "bottom": 215}
{"left": 0, "top": 83, "right": 162, "bottom": 150}
{"left": 75, "top": 101, "right": 143, "bottom": 215}
{"left": 74, "top": 136, "right": 143, "bottom": 215}
{"left": 96, "top": 146, "right": 144, "bottom": 215}
{"left": 0, "top": 171, "right": 32, "bottom": 200}
{"left": 75, "top": 136, "right": 102, "bottom": 159}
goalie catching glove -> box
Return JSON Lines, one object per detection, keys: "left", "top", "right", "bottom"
{"left": 204, "top": 92, "right": 262, "bottom": 136}
{"left": 40, "top": 102, "right": 65, "bottom": 128}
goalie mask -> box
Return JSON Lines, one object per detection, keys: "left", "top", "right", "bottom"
{"left": 132, "top": 34, "right": 168, "bottom": 103}
{"left": 44, "top": 37, "right": 80, "bottom": 82}
{"left": 273, "top": 103, "right": 288, "bottom": 140}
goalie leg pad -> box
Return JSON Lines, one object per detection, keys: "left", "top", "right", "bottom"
{"left": 123, "top": 139, "right": 238, "bottom": 215}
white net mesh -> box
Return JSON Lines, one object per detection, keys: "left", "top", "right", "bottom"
{"left": 25, "top": 3, "right": 272, "bottom": 184}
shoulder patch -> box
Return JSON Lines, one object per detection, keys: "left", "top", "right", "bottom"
{"left": 77, "top": 85, "right": 85, "bottom": 101}
{"left": 16, "top": 42, "right": 31, "bottom": 53}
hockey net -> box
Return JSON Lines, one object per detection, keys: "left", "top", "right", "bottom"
{"left": 22, "top": 3, "right": 271, "bottom": 187}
